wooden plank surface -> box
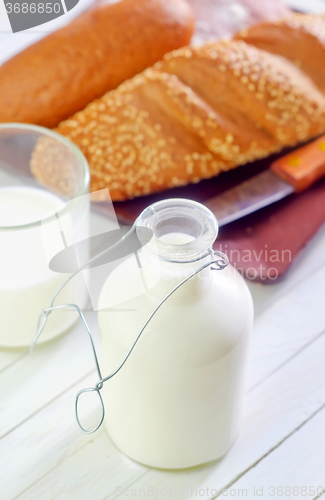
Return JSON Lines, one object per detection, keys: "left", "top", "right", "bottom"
{"left": 0, "top": 210, "right": 324, "bottom": 500}
{"left": 0, "top": 312, "right": 99, "bottom": 438}
{"left": 228, "top": 404, "right": 325, "bottom": 499}
{"left": 0, "top": 350, "right": 26, "bottom": 373}
{"left": 7, "top": 291, "right": 325, "bottom": 499}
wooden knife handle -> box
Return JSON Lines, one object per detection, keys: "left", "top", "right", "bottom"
{"left": 271, "top": 135, "right": 325, "bottom": 192}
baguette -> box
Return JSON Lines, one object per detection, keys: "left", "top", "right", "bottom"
{"left": 31, "top": 38, "right": 325, "bottom": 201}
{"left": 234, "top": 14, "right": 325, "bottom": 94}
{"left": 0, "top": 0, "right": 194, "bottom": 128}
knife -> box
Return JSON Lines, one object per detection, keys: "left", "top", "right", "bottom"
{"left": 205, "top": 135, "right": 325, "bottom": 227}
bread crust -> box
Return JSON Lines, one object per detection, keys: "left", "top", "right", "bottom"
{"left": 159, "top": 41, "right": 325, "bottom": 145}
{"left": 42, "top": 38, "right": 325, "bottom": 201}
{"left": 0, "top": 0, "right": 194, "bottom": 128}
{"left": 234, "top": 14, "right": 325, "bottom": 94}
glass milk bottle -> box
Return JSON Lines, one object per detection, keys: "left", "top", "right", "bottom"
{"left": 98, "top": 199, "right": 253, "bottom": 469}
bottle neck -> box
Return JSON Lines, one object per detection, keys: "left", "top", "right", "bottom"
{"left": 136, "top": 199, "right": 219, "bottom": 300}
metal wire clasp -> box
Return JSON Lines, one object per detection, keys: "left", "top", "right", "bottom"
{"left": 31, "top": 224, "right": 229, "bottom": 434}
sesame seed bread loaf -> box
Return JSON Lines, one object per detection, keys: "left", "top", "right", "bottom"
{"left": 234, "top": 14, "right": 325, "bottom": 94}
{"left": 158, "top": 42, "right": 325, "bottom": 146}
{"left": 0, "top": 0, "right": 194, "bottom": 128}
{"left": 37, "top": 36, "right": 325, "bottom": 201}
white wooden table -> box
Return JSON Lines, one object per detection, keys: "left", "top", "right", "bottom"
{"left": 1, "top": 204, "right": 325, "bottom": 500}
{"left": 1, "top": 1, "right": 325, "bottom": 497}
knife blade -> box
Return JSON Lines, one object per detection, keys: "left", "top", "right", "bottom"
{"left": 206, "top": 170, "right": 294, "bottom": 227}
{"left": 205, "top": 134, "right": 325, "bottom": 227}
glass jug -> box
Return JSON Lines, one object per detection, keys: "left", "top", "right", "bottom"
{"left": 98, "top": 198, "right": 253, "bottom": 469}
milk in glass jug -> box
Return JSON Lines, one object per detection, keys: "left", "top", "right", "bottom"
{"left": 98, "top": 198, "right": 253, "bottom": 469}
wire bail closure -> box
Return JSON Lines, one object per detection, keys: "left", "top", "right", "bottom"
{"left": 31, "top": 222, "right": 229, "bottom": 434}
